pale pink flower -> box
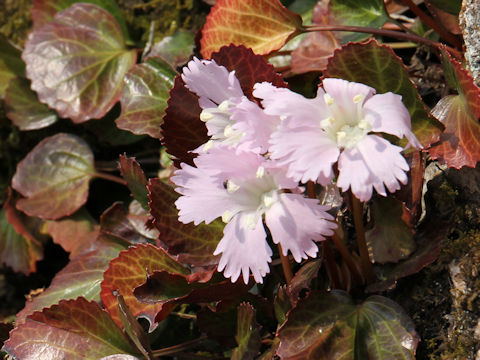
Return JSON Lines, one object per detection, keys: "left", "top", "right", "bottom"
{"left": 254, "top": 78, "right": 422, "bottom": 202}
{"left": 171, "top": 146, "right": 336, "bottom": 284}
{"left": 181, "top": 58, "right": 278, "bottom": 153}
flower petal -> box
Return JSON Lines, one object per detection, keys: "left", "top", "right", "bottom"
{"left": 254, "top": 82, "right": 326, "bottom": 126}
{"left": 265, "top": 193, "right": 336, "bottom": 263}
{"left": 181, "top": 58, "right": 243, "bottom": 106}
{"left": 337, "top": 135, "right": 409, "bottom": 201}
{"left": 363, "top": 92, "right": 422, "bottom": 149}
{"left": 322, "top": 78, "right": 375, "bottom": 106}
{"left": 270, "top": 122, "right": 339, "bottom": 184}
{"left": 214, "top": 213, "right": 272, "bottom": 284}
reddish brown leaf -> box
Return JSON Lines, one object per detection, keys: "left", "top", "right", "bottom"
{"left": 148, "top": 179, "right": 222, "bottom": 266}
{"left": 12, "top": 133, "right": 95, "bottom": 219}
{"left": 427, "top": 50, "right": 480, "bottom": 168}
{"left": 0, "top": 191, "right": 43, "bottom": 274}
{"left": 23, "top": 3, "right": 136, "bottom": 123}
{"left": 200, "top": 0, "right": 302, "bottom": 58}
{"left": 231, "top": 303, "right": 261, "bottom": 360}
{"left": 324, "top": 40, "right": 443, "bottom": 149}
{"left": 288, "top": 259, "right": 321, "bottom": 302}
{"left": 16, "top": 238, "right": 126, "bottom": 324}
{"left": 45, "top": 210, "right": 99, "bottom": 258}
{"left": 116, "top": 57, "right": 176, "bottom": 139}
{"left": 118, "top": 155, "right": 149, "bottom": 211}
{"left": 100, "top": 244, "right": 190, "bottom": 331}
{"left": 162, "top": 45, "right": 286, "bottom": 166}
{"left": 4, "top": 298, "right": 141, "bottom": 360}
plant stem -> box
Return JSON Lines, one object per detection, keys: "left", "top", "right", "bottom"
{"left": 93, "top": 171, "right": 127, "bottom": 186}
{"left": 331, "top": 229, "right": 363, "bottom": 285}
{"left": 399, "top": 0, "right": 462, "bottom": 49}
{"left": 351, "top": 195, "right": 375, "bottom": 284}
{"left": 323, "top": 240, "right": 342, "bottom": 289}
{"left": 151, "top": 335, "right": 207, "bottom": 358}
{"left": 278, "top": 243, "right": 293, "bottom": 285}
{"left": 302, "top": 24, "right": 461, "bottom": 59}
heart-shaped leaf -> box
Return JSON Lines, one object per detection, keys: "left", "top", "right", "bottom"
{"left": 44, "top": 209, "right": 99, "bottom": 258}
{"left": 162, "top": 44, "right": 286, "bottom": 166}
{"left": 148, "top": 178, "right": 223, "bottom": 266}
{"left": 330, "top": 0, "right": 389, "bottom": 42}
{"left": 0, "top": 35, "right": 25, "bottom": 98}
{"left": 4, "top": 77, "right": 57, "bottom": 130}
{"left": 427, "top": 49, "right": 480, "bottom": 168}
{"left": 16, "top": 237, "right": 126, "bottom": 324}
{"left": 12, "top": 133, "right": 95, "bottom": 220}
{"left": 231, "top": 303, "right": 261, "bottom": 360}
{"left": 277, "top": 290, "right": 419, "bottom": 359}
{"left": 31, "top": 0, "right": 130, "bottom": 39}
{"left": 23, "top": 3, "right": 136, "bottom": 123}
{"left": 118, "top": 155, "right": 149, "bottom": 211}
{"left": 200, "top": 0, "right": 302, "bottom": 58}
{"left": 4, "top": 298, "right": 141, "bottom": 360}
{"left": 148, "top": 29, "right": 195, "bottom": 68}
{"left": 100, "top": 244, "right": 190, "bottom": 331}
{"left": 116, "top": 58, "right": 176, "bottom": 139}
{"left": 0, "top": 191, "right": 43, "bottom": 274}
{"left": 323, "top": 40, "right": 443, "bottom": 148}
{"left": 366, "top": 197, "right": 416, "bottom": 264}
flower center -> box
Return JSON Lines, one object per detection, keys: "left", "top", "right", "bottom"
{"left": 320, "top": 93, "right": 371, "bottom": 149}
{"left": 200, "top": 100, "right": 245, "bottom": 146}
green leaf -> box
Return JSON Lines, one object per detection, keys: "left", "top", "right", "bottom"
{"left": 427, "top": 49, "right": 480, "bottom": 168}
{"left": 274, "top": 285, "right": 291, "bottom": 326}
{"left": 426, "top": 0, "right": 461, "bottom": 14}
{"left": 4, "top": 77, "right": 57, "bottom": 130}
{"left": 231, "top": 303, "right": 261, "bottom": 360}
{"left": 324, "top": 40, "right": 443, "bottom": 148}
{"left": 330, "top": 0, "right": 389, "bottom": 42}
{"left": 118, "top": 155, "right": 149, "bottom": 211}
{"left": 277, "top": 291, "right": 419, "bottom": 359}
{"left": 12, "top": 133, "right": 95, "bottom": 220}
{"left": 0, "top": 191, "right": 43, "bottom": 274}
{"left": 366, "top": 197, "right": 416, "bottom": 264}
{"left": 117, "top": 57, "right": 176, "bottom": 139}
{"left": 148, "top": 29, "right": 195, "bottom": 68}
{"left": 0, "top": 36, "right": 24, "bottom": 99}
{"left": 148, "top": 179, "right": 223, "bottom": 266}
{"left": 31, "top": 0, "right": 131, "bottom": 41}
{"left": 100, "top": 244, "right": 190, "bottom": 331}
{"left": 4, "top": 298, "right": 141, "bottom": 360}
{"left": 16, "top": 237, "right": 126, "bottom": 324}
{"left": 200, "top": 0, "right": 302, "bottom": 58}
{"left": 23, "top": 3, "right": 136, "bottom": 123}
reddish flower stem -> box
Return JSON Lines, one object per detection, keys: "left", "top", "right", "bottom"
{"left": 351, "top": 195, "right": 376, "bottom": 284}
{"left": 278, "top": 243, "right": 294, "bottom": 285}
{"left": 331, "top": 229, "right": 363, "bottom": 285}
{"left": 93, "top": 171, "right": 127, "bottom": 186}
{"left": 399, "top": 0, "right": 462, "bottom": 49}
{"left": 302, "top": 25, "right": 461, "bottom": 59}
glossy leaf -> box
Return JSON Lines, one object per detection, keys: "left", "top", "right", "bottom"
{"left": 100, "top": 244, "right": 189, "bottom": 331}
{"left": 162, "top": 44, "right": 286, "bottom": 166}
{"left": 366, "top": 197, "right": 416, "bottom": 264}
{"left": 44, "top": 210, "right": 99, "bottom": 258}
{"left": 4, "top": 77, "right": 57, "bottom": 130}
{"left": 200, "top": 0, "right": 302, "bottom": 58}
{"left": 427, "top": 50, "right": 480, "bottom": 168}
{"left": 31, "top": 0, "right": 130, "bottom": 39}
{"left": 277, "top": 291, "right": 419, "bottom": 359}
{"left": 148, "top": 178, "right": 223, "bottom": 266}
{"left": 231, "top": 303, "right": 261, "bottom": 360}
{"left": 23, "top": 3, "right": 136, "bottom": 123}
{"left": 367, "top": 221, "right": 450, "bottom": 292}
{"left": 330, "top": 0, "right": 389, "bottom": 42}
{"left": 117, "top": 58, "right": 176, "bottom": 139}
{"left": 323, "top": 40, "right": 443, "bottom": 148}
{"left": 0, "top": 192, "right": 43, "bottom": 274}
{"left": 0, "top": 36, "right": 25, "bottom": 98}
{"left": 148, "top": 29, "right": 195, "bottom": 68}
{"left": 4, "top": 298, "right": 141, "bottom": 360}
{"left": 16, "top": 238, "right": 126, "bottom": 324}
{"left": 274, "top": 286, "right": 291, "bottom": 326}
{"left": 291, "top": 1, "right": 341, "bottom": 74}
{"left": 288, "top": 259, "right": 321, "bottom": 301}
{"left": 12, "top": 133, "right": 95, "bottom": 219}
{"left": 118, "top": 155, "right": 149, "bottom": 211}
{"left": 100, "top": 202, "right": 158, "bottom": 246}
